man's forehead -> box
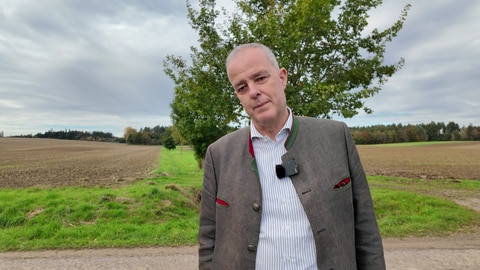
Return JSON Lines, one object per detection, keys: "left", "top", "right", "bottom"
{"left": 228, "top": 50, "right": 269, "bottom": 72}
{"left": 229, "top": 47, "right": 266, "bottom": 64}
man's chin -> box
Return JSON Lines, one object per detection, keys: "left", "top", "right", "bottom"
{"left": 252, "top": 112, "right": 276, "bottom": 126}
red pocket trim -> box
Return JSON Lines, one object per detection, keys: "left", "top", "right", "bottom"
{"left": 333, "top": 176, "right": 351, "bottom": 189}
{"left": 216, "top": 198, "right": 230, "bottom": 207}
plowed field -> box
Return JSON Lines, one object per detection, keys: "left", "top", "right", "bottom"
{"left": 357, "top": 141, "right": 480, "bottom": 180}
{"left": 0, "top": 138, "right": 479, "bottom": 189}
{"left": 0, "top": 138, "right": 160, "bottom": 188}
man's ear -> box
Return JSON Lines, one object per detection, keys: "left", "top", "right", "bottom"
{"left": 279, "top": 67, "right": 288, "bottom": 87}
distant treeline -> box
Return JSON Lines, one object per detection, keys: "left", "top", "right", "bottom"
{"left": 7, "top": 121, "right": 479, "bottom": 146}
{"left": 123, "top": 125, "right": 171, "bottom": 146}
{"left": 12, "top": 129, "right": 122, "bottom": 143}
{"left": 7, "top": 125, "right": 178, "bottom": 147}
{"left": 350, "top": 121, "right": 480, "bottom": 144}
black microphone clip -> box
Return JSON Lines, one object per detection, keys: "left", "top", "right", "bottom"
{"left": 275, "top": 159, "right": 299, "bottom": 179}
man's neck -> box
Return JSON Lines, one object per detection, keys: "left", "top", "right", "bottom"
{"left": 253, "top": 108, "right": 290, "bottom": 141}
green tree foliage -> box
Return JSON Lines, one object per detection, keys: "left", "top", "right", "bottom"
{"left": 424, "top": 121, "right": 444, "bottom": 141}
{"left": 164, "top": 0, "right": 410, "bottom": 165}
{"left": 162, "top": 127, "right": 177, "bottom": 150}
{"left": 124, "top": 125, "right": 169, "bottom": 145}
{"left": 170, "top": 125, "right": 189, "bottom": 146}
{"left": 164, "top": 0, "right": 238, "bottom": 163}
{"left": 124, "top": 127, "right": 137, "bottom": 141}
{"left": 445, "top": 121, "right": 461, "bottom": 141}
{"left": 14, "top": 129, "right": 118, "bottom": 142}
{"left": 460, "top": 124, "right": 480, "bottom": 140}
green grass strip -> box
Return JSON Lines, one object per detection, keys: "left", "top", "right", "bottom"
{"left": 0, "top": 148, "right": 478, "bottom": 251}
{"left": 0, "top": 148, "right": 202, "bottom": 251}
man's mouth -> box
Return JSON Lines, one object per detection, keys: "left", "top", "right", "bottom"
{"left": 253, "top": 101, "right": 269, "bottom": 110}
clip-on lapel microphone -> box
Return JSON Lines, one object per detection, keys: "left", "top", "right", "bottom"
{"left": 276, "top": 159, "right": 299, "bottom": 179}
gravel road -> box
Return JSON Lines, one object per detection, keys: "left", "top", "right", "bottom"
{"left": 1, "top": 233, "right": 479, "bottom": 270}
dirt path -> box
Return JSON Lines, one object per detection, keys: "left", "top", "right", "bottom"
{"left": 1, "top": 232, "right": 479, "bottom": 270}
{"left": 383, "top": 232, "right": 480, "bottom": 269}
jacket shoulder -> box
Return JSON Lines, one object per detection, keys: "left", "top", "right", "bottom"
{"left": 208, "top": 126, "right": 249, "bottom": 150}
{"left": 297, "top": 116, "right": 348, "bottom": 131}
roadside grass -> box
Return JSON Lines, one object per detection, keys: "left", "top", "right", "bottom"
{"left": 0, "top": 147, "right": 479, "bottom": 251}
{"left": 369, "top": 176, "right": 480, "bottom": 237}
{"left": 0, "top": 148, "right": 202, "bottom": 251}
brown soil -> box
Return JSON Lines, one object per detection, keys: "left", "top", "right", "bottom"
{"left": 2, "top": 139, "right": 478, "bottom": 190}
{"left": 0, "top": 138, "right": 160, "bottom": 188}
{"left": 357, "top": 141, "right": 480, "bottom": 180}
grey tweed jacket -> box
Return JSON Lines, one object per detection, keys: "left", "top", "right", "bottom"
{"left": 198, "top": 116, "right": 385, "bottom": 270}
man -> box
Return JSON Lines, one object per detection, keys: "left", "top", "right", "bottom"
{"left": 198, "top": 43, "right": 386, "bottom": 270}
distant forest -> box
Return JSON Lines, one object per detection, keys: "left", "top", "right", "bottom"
{"left": 350, "top": 121, "right": 480, "bottom": 144}
{"left": 10, "top": 129, "right": 122, "bottom": 143}
{"left": 8, "top": 125, "right": 174, "bottom": 147}
{"left": 6, "top": 121, "right": 480, "bottom": 146}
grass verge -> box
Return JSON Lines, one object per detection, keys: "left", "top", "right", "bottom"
{"left": 0, "top": 148, "right": 479, "bottom": 251}
{"left": 370, "top": 176, "right": 480, "bottom": 237}
{"left": 0, "top": 147, "right": 202, "bottom": 251}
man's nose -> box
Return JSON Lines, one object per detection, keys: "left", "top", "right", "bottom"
{"left": 249, "top": 84, "right": 260, "bottom": 98}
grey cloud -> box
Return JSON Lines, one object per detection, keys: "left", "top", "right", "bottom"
{"left": 1, "top": 0, "right": 479, "bottom": 137}
{"left": 0, "top": 0, "right": 190, "bottom": 136}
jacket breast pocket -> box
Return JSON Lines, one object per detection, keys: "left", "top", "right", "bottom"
{"left": 332, "top": 176, "right": 351, "bottom": 191}
{"left": 216, "top": 197, "right": 230, "bottom": 207}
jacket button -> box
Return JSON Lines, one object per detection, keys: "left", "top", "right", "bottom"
{"left": 252, "top": 203, "right": 261, "bottom": 211}
{"left": 247, "top": 245, "right": 257, "bottom": 252}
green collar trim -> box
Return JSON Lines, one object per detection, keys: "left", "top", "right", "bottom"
{"left": 284, "top": 115, "right": 298, "bottom": 150}
{"left": 248, "top": 115, "right": 299, "bottom": 158}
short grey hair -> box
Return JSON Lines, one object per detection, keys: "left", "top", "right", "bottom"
{"left": 226, "top": 43, "right": 279, "bottom": 70}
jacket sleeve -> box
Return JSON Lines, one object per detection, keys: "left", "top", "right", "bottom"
{"left": 343, "top": 123, "right": 386, "bottom": 270}
{"left": 198, "top": 146, "right": 216, "bottom": 270}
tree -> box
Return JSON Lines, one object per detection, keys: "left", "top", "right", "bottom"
{"left": 124, "top": 127, "right": 137, "bottom": 142}
{"left": 170, "top": 125, "right": 189, "bottom": 153}
{"left": 162, "top": 127, "right": 177, "bottom": 150}
{"left": 164, "top": 0, "right": 410, "bottom": 165}
{"left": 424, "top": 121, "right": 442, "bottom": 141}
{"left": 164, "top": 0, "right": 238, "bottom": 164}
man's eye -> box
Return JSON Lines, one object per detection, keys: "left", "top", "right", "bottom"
{"left": 237, "top": 86, "right": 246, "bottom": 93}
{"left": 256, "top": 76, "right": 267, "bottom": 82}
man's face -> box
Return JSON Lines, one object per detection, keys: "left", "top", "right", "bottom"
{"left": 227, "top": 47, "right": 288, "bottom": 130}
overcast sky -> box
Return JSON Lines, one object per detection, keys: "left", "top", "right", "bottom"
{"left": 1, "top": 0, "right": 479, "bottom": 137}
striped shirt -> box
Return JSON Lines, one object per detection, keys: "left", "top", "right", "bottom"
{"left": 251, "top": 110, "right": 317, "bottom": 270}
